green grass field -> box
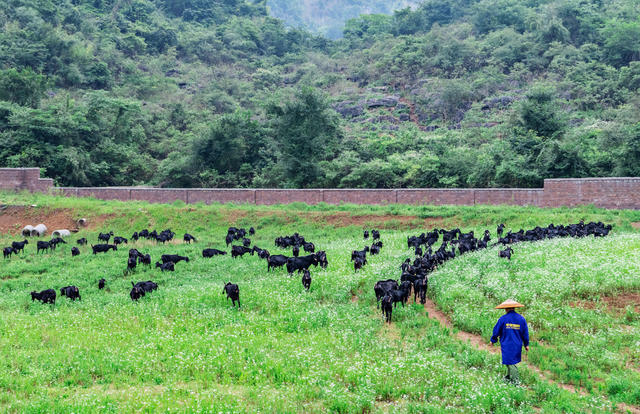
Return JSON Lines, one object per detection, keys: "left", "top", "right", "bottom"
{"left": 0, "top": 192, "right": 639, "bottom": 413}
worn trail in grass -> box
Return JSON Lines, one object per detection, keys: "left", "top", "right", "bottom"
{"left": 421, "top": 297, "right": 640, "bottom": 414}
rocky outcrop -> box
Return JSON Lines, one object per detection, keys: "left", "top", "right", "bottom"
{"left": 363, "top": 96, "right": 399, "bottom": 108}
{"left": 332, "top": 101, "right": 364, "bottom": 118}
{"left": 481, "top": 96, "right": 518, "bottom": 110}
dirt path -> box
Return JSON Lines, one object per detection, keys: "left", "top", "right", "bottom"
{"left": 423, "top": 298, "right": 640, "bottom": 414}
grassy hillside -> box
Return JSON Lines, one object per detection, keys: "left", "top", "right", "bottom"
{"left": 0, "top": 0, "right": 639, "bottom": 189}
{"left": 0, "top": 192, "right": 639, "bottom": 411}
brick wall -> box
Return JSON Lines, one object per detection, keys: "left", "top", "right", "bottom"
{"left": 323, "top": 189, "right": 397, "bottom": 205}
{"left": 397, "top": 189, "right": 475, "bottom": 205}
{"left": 474, "top": 189, "right": 544, "bottom": 206}
{"left": 542, "top": 178, "right": 640, "bottom": 209}
{"left": 187, "top": 189, "right": 255, "bottom": 204}
{"left": 0, "top": 168, "right": 53, "bottom": 192}
{"left": 256, "top": 189, "right": 323, "bottom": 205}
{"left": 3, "top": 168, "right": 640, "bottom": 209}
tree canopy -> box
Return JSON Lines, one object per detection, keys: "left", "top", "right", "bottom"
{"left": 0, "top": 0, "right": 639, "bottom": 189}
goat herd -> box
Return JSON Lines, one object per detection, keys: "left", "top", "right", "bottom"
{"left": 3, "top": 220, "right": 611, "bottom": 324}
{"left": 374, "top": 220, "right": 612, "bottom": 322}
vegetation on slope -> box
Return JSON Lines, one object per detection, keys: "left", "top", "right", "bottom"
{"left": 0, "top": 0, "right": 639, "bottom": 189}
{"left": 266, "top": 0, "right": 421, "bottom": 39}
{"left": 0, "top": 192, "right": 639, "bottom": 411}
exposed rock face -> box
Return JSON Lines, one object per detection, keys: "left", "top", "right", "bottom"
{"left": 364, "top": 96, "right": 399, "bottom": 108}
{"left": 481, "top": 96, "right": 518, "bottom": 110}
{"left": 332, "top": 101, "right": 364, "bottom": 118}
{"left": 363, "top": 115, "right": 399, "bottom": 124}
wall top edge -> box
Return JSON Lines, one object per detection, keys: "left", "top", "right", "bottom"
{"left": 544, "top": 177, "right": 640, "bottom": 182}
{"left": 55, "top": 187, "right": 546, "bottom": 191}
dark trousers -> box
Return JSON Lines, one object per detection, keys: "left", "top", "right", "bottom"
{"left": 505, "top": 364, "right": 519, "bottom": 383}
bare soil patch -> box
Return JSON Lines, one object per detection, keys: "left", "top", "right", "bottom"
{"left": 246, "top": 209, "right": 452, "bottom": 229}
{"left": 318, "top": 212, "right": 448, "bottom": 229}
{"left": 0, "top": 205, "right": 114, "bottom": 235}
{"left": 631, "top": 222, "right": 640, "bottom": 229}
{"left": 189, "top": 207, "right": 457, "bottom": 230}
{"left": 217, "top": 209, "right": 249, "bottom": 224}
{"left": 571, "top": 292, "right": 640, "bottom": 313}
{"left": 603, "top": 292, "right": 640, "bottom": 311}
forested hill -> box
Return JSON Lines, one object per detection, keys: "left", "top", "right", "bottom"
{"left": 266, "top": 0, "right": 421, "bottom": 39}
{"left": 0, "top": 0, "right": 639, "bottom": 189}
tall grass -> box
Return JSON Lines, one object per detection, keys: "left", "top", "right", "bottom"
{"left": 0, "top": 192, "right": 636, "bottom": 412}
{"left": 430, "top": 235, "right": 640, "bottom": 405}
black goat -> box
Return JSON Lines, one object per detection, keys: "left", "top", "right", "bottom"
{"left": 98, "top": 231, "right": 113, "bottom": 242}
{"left": 156, "top": 261, "right": 175, "bottom": 272}
{"left": 203, "top": 248, "right": 227, "bottom": 258}
{"left": 286, "top": 254, "right": 319, "bottom": 274}
{"left": 374, "top": 279, "right": 399, "bottom": 308}
{"left": 222, "top": 282, "right": 240, "bottom": 307}
{"left": 302, "top": 270, "right": 311, "bottom": 291}
{"left": 130, "top": 285, "right": 145, "bottom": 301}
{"left": 139, "top": 254, "right": 151, "bottom": 266}
{"left": 11, "top": 239, "right": 28, "bottom": 253}
{"left": 231, "top": 246, "right": 253, "bottom": 259}
{"left": 267, "top": 255, "right": 288, "bottom": 271}
{"left": 113, "top": 236, "right": 128, "bottom": 245}
{"left": 60, "top": 285, "right": 81, "bottom": 301}
{"left": 127, "top": 256, "right": 137, "bottom": 272}
{"left": 161, "top": 254, "right": 189, "bottom": 264}
{"left": 36, "top": 241, "right": 51, "bottom": 254}
{"left": 31, "top": 289, "right": 56, "bottom": 304}
{"left": 3, "top": 247, "right": 15, "bottom": 259}
{"left": 499, "top": 247, "right": 514, "bottom": 260}
{"left": 92, "top": 244, "right": 117, "bottom": 254}
{"left": 381, "top": 294, "right": 393, "bottom": 323}
{"left": 413, "top": 277, "right": 428, "bottom": 304}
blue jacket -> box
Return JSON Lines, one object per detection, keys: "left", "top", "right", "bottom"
{"left": 491, "top": 310, "right": 529, "bottom": 365}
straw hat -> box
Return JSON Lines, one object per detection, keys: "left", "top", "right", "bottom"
{"left": 495, "top": 299, "right": 524, "bottom": 309}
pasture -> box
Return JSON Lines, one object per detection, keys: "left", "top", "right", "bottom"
{"left": 0, "top": 192, "right": 639, "bottom": 413}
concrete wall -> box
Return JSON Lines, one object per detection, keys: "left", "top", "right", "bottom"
{"left": 2, "top": 168, "right": 640, "bottom": 209}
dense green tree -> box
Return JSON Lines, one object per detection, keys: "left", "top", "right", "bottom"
{"left": 615, "top": 123, "right": 640, "bottom": 176}
{"left": 516, "top": 86, "right": 566, "bottom": 139}
{"left": 267, "top": 87, "right": 342, "bottom": 187}
{"left": 0, "top": 68, "right": 48, "bottom": 108}
{"left": 0, "top": 0, "right": 639, "bottom": 190}
{"left": 601, "top": 19, "right": 640, "bottom": 67}
{"left": 193, "top": 110, "right": 264, "bottom": 176}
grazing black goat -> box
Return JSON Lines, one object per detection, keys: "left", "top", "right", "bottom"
{"left": 222, "top": 282, "right": 240, "bottom": 307}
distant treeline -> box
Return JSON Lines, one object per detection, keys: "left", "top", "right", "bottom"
{"left": 0, "top": 0, "right": 639, "bottom": 188}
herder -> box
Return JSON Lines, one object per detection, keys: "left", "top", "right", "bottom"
{"left": 491, "top": 299, "right": 529, "bottom": 384}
